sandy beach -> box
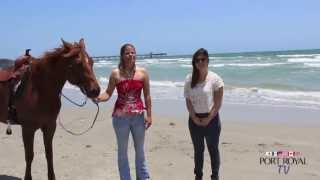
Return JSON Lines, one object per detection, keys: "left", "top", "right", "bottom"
{"left": 1, "top": 0, "right": 320, "bottom": 179}
{"left": 0, "top": 103, "right": 320, "bottom": 180}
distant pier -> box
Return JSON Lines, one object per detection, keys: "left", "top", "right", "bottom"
{"left": 93, "top": 52, "right": 167, "bottom": 61}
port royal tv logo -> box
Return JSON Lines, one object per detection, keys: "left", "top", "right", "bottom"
{"left": 260, "top": 151, "right": 306, "bottom": 175}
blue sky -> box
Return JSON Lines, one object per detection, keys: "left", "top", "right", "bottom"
{"left": 1, "top": 0, "right": 319, "bottom": 58}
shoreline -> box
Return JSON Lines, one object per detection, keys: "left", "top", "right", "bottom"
{"left": 61, "top": 95, "right": 320, "bottom": 127}
{"left": 151, "top": 100, "right": 320, "bottom": 127}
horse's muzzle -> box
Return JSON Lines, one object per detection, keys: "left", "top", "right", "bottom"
{"left": 86, "top": 86, "right": 100, "bottom": 98}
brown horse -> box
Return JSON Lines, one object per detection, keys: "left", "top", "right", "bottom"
{"left": 0, "top": 39, "right": 100, "bottom": 180}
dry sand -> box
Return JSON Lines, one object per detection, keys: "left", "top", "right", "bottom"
{"left": 1, "top": 107, "right": 319, "bottom": 180}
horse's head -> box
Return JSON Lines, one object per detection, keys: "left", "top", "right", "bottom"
{"left": 61, "top": 38, "right": 100, "bottom": 98}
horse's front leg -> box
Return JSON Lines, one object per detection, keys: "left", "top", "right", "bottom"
{"left": 42, "top": 123, "right": 57, "bottom": 180}
{"left": 22, "top": 126, "right": 36, "bottom": 180}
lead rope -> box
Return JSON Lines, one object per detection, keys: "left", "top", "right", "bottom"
{"left": 61, "top": 92, "right": 87, "bottom": 107}
{"left": 58, "top": 92, "right": 100, "bottom": 136}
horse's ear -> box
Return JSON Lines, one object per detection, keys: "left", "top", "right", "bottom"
{"left": 61, "top": 38, "right": 73, "bottom": 50}
{"left": 79, "top": 38, "right": 85, "bottom": 49}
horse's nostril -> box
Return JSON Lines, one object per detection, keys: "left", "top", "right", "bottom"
{"left": 95, "top": 89, "right": 100, "bottom": 96}
{"left": 89, "top": 87, "right": 100, "bottom": 98}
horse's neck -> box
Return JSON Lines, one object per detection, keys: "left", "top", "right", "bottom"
{"left": 33, "top": 58, "right": 67, "bottom": 97}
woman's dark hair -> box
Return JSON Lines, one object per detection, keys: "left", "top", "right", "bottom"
{"left": 118, "top": 43, "right": 135, "bottom": 71}
{"left": 191, "top": 48, "right": 209, "bottom": 88}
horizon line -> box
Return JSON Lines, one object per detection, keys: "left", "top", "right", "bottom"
{"left": 92, "top": 48, "right": 320, "bottom": 58}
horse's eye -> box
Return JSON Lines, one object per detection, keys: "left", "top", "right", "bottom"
{"left": 73, "top": 54, "right": 82, "bottom": 62}
{"left": 70, "top": 58, "right": 81, "bottom": 67}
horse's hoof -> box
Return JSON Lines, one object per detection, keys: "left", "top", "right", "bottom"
{"left": 24, "top": 176, "right": 32, "bottom": 180}
{"left": 6, "top": 128, "right": 12, "bottom": 135}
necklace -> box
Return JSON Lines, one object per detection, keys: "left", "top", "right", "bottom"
{"left": 123, "top": 68, "right": 135, "bottom": 79}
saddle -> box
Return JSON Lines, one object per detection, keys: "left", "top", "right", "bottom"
{"left": 0, "top": 54, "right": 32, "bottom": 82}
{"left": 0, "top": 50, "right": 33, "bottom": 126}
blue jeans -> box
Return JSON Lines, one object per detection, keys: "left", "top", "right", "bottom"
{"left": 113, "top": 114, "right": 150, "bottom": 180}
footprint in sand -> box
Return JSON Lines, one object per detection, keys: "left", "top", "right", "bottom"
{"left": 221, "top": 142, "right": 232, "bottom": 146}
{"left": 230, "top": 148, "right": 250, "bottom": 153}
{"left": 273, "top": 142, "right": 290, "bottom": 147}
{"left": 257, "top": 143, "right": 267, "bottom": 147}
{"left": 149, "top": 145, "right": 162, "bottom": 152}
{"left": 61, "top": 155, "right": 69, "bottom": 159}
{"left": 257, "top": 143, "right": 268, "bottom": 152}
{"left": 305, "top": 172, "right": 318, "bottom": 177}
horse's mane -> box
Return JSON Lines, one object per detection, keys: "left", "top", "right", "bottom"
{"left": 40, "top": 42, "right": 82, "bottom": 63}
{"left": 40, "top": 46, "right": 67, "bottom": 63}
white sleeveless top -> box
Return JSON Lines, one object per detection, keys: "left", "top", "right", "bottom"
{"left": 184, "top": 71, "right": 224, "bottom": 114}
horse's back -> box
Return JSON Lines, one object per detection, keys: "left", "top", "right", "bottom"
{"left": 0, "top": 81, "right": 9, "bottom": 124}
{"left": 0, "top": 68, "right": 14, "bottom": 82}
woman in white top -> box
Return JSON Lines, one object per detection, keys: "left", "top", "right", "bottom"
{"left": 184, "top": 48, "right": 224, "bottom": 180}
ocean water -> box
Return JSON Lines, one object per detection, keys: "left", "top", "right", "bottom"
{"left": 64, "top": 49, "right": 320, "bottom": 110}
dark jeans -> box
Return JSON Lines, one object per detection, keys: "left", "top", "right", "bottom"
{"left": 189, "top": 113, "right": 221, "bottom": 179}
